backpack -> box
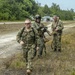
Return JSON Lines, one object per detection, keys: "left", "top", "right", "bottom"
{"left": 20, "top": 27, "right": 35, "bottom": 41}
{"left": 20, "top": 27, "right": 25, "bottom": 37}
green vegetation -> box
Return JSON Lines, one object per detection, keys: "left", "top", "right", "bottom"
{"left": 38, "top": 3, "right": 75, "bottom": 20}
{"left": 0, "top": 0, "right": 75, "bottom": 21}
{"left": 9, "top": 53, "right": 26, "bottom": 69}
{"left": 0, "top": 0, "right": 38, "bottom": 21}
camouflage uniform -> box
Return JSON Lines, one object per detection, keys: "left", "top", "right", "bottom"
{"left": 51, "top": 20, "right": 64, "bottom": 51}
{"left": 32, "top": 22, "right": 50, "bottom": 57}
{"left": 16, "top": 27, "right": 40, "bottom": 70}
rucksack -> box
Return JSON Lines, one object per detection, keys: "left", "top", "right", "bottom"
{"left": 20, "top": 27, "right": 35, "bottom": 41}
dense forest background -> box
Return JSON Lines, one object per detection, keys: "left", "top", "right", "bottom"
{"left": 0, "top": 0, "right": 75, "bottom": 21}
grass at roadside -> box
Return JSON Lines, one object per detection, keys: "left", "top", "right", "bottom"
{"left": 0, "top": 21, "right": 75, "bottom": 35}
{"left": 2, "top": 28, "right": 75, "bottom": 75}
{"left": 0, "top": 22, "right": 50, "bottom": 35}
{"left": 0, "top": 21, "right": 75, "bottom": 75}
{"left": 0, "top": 24, "right": 25, "bottom": 35}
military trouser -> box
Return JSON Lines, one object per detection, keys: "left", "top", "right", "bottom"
{"left": 33, "top": 45, "right": 37, "bottom": 57}
{"left": 37, "top": 37, "right": 45, "bottom": 57}
{"left": 22, "top": 44, "right": 35, "bottom": 70}
{"left": 43, "top": 44, "right": 46, "bottom": 55}
{"left": 53, "top": 34, "right": 61, "bottom": 51}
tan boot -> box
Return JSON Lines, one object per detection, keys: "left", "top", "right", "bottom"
{"left": 26, "top": 69, "right": 31, "bottom": 75}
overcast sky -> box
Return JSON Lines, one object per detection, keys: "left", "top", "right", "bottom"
{"left": 35, "top": 0, "right": 75, "bottom": 11}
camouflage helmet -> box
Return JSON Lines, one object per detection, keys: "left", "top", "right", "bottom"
{"left": 35, "top": 14, "right": 41, "bottom": 20}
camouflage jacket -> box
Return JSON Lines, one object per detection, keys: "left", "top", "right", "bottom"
{"left": 51, "top": 20, "right": 64, "bottom": 35}
{"left": 16, "top": 27, "right": 40, "bottom": 47}
{"left": 32, "top": 22, "right": 50, "bottom": 37}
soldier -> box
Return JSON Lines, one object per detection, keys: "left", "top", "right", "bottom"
{"left": 16, "top": 19, "right": 40, "bottom": 74}
{"left": 32, "top": 14, "right": 51, "bottom": 57}
{"left": 51, "top": 15, "right": 64, "bottom": 52}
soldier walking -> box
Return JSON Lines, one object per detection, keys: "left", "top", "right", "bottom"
{"left": 51, "top": 15, "right": 64, "bottom": 52}
{"left": 16, "top": 19, "right": 40, "bottom": 74}
{"left": 32, "top": 14, "right": 51, "bottom": 57}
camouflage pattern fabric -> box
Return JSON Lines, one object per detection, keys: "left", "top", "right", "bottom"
{"left": 16, "top": 27, "right": 40, "bottom": 70}
{"left": 32, "top": 22, "right": 49, "bottom": 57}
{"left": 51, "top": 20, "right": 64, "bottom": 51}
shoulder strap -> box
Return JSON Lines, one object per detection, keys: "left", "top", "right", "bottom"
{"left": 32, "top": 27, "right": 35, "bottom": 35}
{"left": 20, "top": 27, "right": 25, "bottom": 37}
{"left": 32, "top": 27, "right": 35, "bottom": 41}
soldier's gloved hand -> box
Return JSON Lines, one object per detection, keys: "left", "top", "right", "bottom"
{"left": 55, "top": 27, "right": 59, "bottom": 31}
{"left": 20, "top": 41, "right": 24, "bottom": 45}
{"left": 49, "top": 33, "right": 52, "bottom": 36}
{"left": 36, "top": 47, "right": 39, "bottom": 51}
{"left": 50, "top": 32, "right": 53, "bottom": 35}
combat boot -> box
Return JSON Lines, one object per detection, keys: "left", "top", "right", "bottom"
{"left": 26, "top": 69, "right": 32, "bottom": 75}
{"left": 54, "top": 48, "right": 57, "bottom": 52}
{"left": 58, "top": 49, "right": 61, "bottom": 52}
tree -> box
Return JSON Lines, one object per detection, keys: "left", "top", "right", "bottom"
{"left": 43, "top": 4, "right": 50, "bottom": 15}
{"left": 0, "top": 1, "right": 75, "bottom": 21}
{"left": 0, "top": 0, "right": 39, "bottom": 20}
{"left": 50, "top": 3, "right": 60, "bottom": 15}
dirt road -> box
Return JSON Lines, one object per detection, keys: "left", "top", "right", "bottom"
{"left": 0, "top": 22, "right": 24, "bottom": 25}
{"left": 0, "top": 32, "right": 20, "bottom": 58}
{"left": 0, "top": 22, "right": 75, "bottom": 65}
